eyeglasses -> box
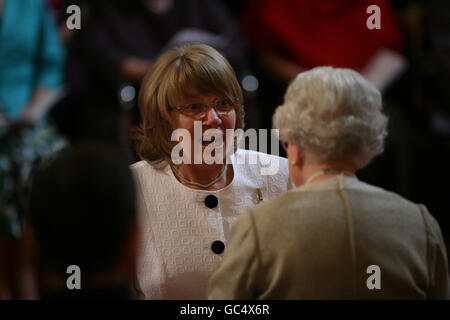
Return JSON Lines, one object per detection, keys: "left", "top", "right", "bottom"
{"left": 281, "top": 141, "right": 289, "bottom": 151}
{"left": 169, "top": 98, "right": 238, "bottom": 119}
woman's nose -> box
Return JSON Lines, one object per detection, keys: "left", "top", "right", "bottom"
{"left": 203, "top": 107, "right": 222, "bottom": 126}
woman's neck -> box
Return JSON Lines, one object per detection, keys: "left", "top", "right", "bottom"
{"left": 172, "top": 163, "right": 233, "bottom": 191}
{"left": 300, "top": 161, "right": 356, "bottom": 185}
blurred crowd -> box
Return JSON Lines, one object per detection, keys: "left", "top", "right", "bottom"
{"left": 1, "top": 0, "right": 449, "bottom": 299}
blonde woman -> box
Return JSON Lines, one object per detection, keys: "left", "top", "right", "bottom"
{"left": 130, "top": 44, "right": 291, "bottom": 299}
{"left": 208, "top": 66, "right": 450, "bottom": 299}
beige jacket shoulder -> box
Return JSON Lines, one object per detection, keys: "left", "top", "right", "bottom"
{"left": 208, "top": 176, "right": 450, "bottom": 299}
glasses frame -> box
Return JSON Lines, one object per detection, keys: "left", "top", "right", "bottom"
{"left": 169, "top": 97, "right": 239, "bottom": 119}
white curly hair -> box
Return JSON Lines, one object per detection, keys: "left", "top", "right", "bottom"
{"left": 273, "top": 66, "right": 388, "bottom": 169}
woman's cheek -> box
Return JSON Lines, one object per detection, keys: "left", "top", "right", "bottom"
{"left": 225, "top": 110, "right": 237, "bottom": 130}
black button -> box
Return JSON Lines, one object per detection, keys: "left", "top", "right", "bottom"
{"left": 211, "top": 240, "right": 225, "bottom": 254}
{"left": 205, "top": 195, "right": 218, "bottom": 208}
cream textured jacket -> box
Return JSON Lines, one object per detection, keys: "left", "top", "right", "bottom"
{"left": 130, "top": 149, "right": 291, "bottom": 299}
{"left": 208, "top": 175, "right": 450, "bottom": 299}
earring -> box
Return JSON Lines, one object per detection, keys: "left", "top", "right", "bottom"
{"left": 290, "top": 160, "right": 297, "bottom": 165}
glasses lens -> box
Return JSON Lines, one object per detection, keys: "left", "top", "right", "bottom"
{"left": 215, "top": 98, "right": 235, "bottom": 114}
{"left": 179, "top": 98, "right": 237, "bottom": 118}
{"left": 182, "top": 104, "right": 203, "bottom": 117}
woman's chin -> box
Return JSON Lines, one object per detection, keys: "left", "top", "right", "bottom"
{"left": 191, "top": 141, "right": 226, "bottom": 165}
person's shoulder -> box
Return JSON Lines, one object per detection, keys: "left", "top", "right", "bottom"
{"left": 417, "top": 204, "right": 442, "bottom": 237}
{"left": 237, "top": 189, "right": 308, "bottom": 244}
{"left": 233, "top": 149, "right": 288, "bottom": 171}
{"left": 343, "top": 179, "right": 436, "bottom": 228}
{"left": 129, "top": 160, "right": 145, "bottom": 168}
{"left": 129, "top": 161, "right": 173, "bottom": 196}
{"left": 247, "top": 187, "right": 301, "bottom": 220}
{"left": 346, "top": 178, "right": 420, "bottom": 209}
{"left": 231, "top": 149, "right": 290, "bottom": 188}
{"left": 129, "top": 160, "right": 169, "bottom": 178}
{"left": 235, "top": 149, "right": 287, "bottom": 162}
{"left": 129, "top": 160, "right": 148, "bottom": 172}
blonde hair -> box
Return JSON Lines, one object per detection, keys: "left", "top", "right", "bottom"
{"left": 273, "top": 66, "right": 388, "bottom": 169}
{"left": 134, "top": 44, "right": 245, "bottom": 168}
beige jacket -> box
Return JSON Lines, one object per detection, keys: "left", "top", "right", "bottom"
{"left": 208, "top": 175, "right": 450, "bottom": 299}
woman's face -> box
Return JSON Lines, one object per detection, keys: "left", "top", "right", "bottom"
{"left": 170, "top": 87, "right": 237, "bottom": 165}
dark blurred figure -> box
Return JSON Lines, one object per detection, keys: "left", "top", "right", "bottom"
{"left": 218, "top": 0, "right": 249, "bottom": 19}
{"left": 427, "top": 0, "right": 450, "bottom": 113}
{"left": 49, "top": 0, "right": 254, "bottom": 159}
{"left": 46, "top": 1, "right": 126, "bottom": 149}
{"left": 42, "top": 1, "right": 133, "bottom": 160}
{"left": 385, "top": 0, "right": 450, "bottom": 256}
{"left": 24, "top": 144, "right": 137, "bottom": 299}
{"left": 50, "top": 86, "right": 132, "bottom": 161}
{"left": 423, "top": 0, "right": 450, "bottom": 253}
{"left": 83, "top": 0, "right": 247, "bottom": 87}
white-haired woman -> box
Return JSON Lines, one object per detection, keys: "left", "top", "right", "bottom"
{"left": 208, "top": 66, "right": 450, "bottom": 299}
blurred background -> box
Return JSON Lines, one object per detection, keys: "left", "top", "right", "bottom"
{"left": 1, "top": 0, "right": 449, "bottom": 298}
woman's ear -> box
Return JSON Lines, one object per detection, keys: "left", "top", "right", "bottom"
{"left": 286, "top": 143, "right": 303, "bottom": 187}
{"left": 287, "top": 143, "right": 303, "bottom": 167}
{"left": 294, "top": 144, "right": 304, "bottom": 168}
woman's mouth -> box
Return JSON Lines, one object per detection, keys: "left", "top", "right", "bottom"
{"left": 201, "top": 133, "right": 224, "bottom": 147}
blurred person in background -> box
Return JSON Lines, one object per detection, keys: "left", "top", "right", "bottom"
{"left": 52, "top": 0, "right": 254, "bottom": 159}
{"left": 83, "top": 0, "right": 247, "bottom": 89}
{"left": 240, "top": 0, "right": 409, "bottom": 161}
{"left": 40, "top": 1, "right": 130, "bottom": 152}
{"left": 241, "top": 0, "right": 405, "bottom": 130}
{"left": 208, "top": 67, "right": 450, "bottom": 299}
{"left": 0, "top": 0, "right": 65, "bottom": 123}
{"left": 0, "top": 0, "right": 66, "bottom": 299}
{"left": 25, "top": 144, "right": 137, "bottom": 299}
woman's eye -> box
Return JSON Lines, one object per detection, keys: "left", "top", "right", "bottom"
{"left": 186, "top": 104, "right": 199, "bottom": 111}
{"left": 219, "top": 99, "right": 231, "bottom": 108}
